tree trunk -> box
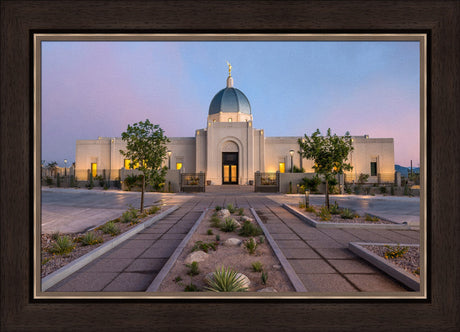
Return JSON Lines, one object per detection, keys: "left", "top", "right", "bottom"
{"left": 325, "top": 179, "right": 330, "bottom": 209}
{"left": 140, "top": 174, "right": 145, "bottom": 212}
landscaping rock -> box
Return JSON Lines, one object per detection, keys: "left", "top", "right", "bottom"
{"left": 231, "top": 219, "right": 241, "bottom": 228}
{"left": 217, "top": 209, "right": 231, "bottom": 218}
{"left": 184, "top": 251, "right": 209, "bottom": 264}
{"left": 240, "top": 216, "right": 254, "bottom": 222}
{"left": 272, "top": 264, "right": 282, "bottom": 270}
{"left": 257, "top": 287, "right": 278, "bottom": 292}
{"left": 224, "top": 238, "right": 242, "bottom": 246}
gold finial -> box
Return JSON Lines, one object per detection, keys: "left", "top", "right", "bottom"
{"left": 226, "top": 61, "right": 232, "bottom": 76}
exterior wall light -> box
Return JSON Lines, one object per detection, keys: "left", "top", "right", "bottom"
{"left": 289, "top": 149, "right": 295, "bottom": 173}
{"left": 167, "top": 150, "right": 172, "bottom": 169}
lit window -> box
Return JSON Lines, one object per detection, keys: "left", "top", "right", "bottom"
{"left": 91, "top": 163, "right": 97, "bottom": 177}
{"left": 213, "top": 119, "right": 216, "bottom": 122}
{"left": 208, "top": 122, "right": 211, "bottom": 127}
{"left": 370, "top": 162, "right": 377, "bottom": 176}
{"left": 176, "top": 162, "right": 183, "bottom": 170}
{"left": 279, "top": 162, "right": 285, "bottom": 173}
{"left": 124, "top": 159, "right": 130, "bottom": 169}
{"left": 133, "top": 161, "right": 139, "bottom": 169}
{"left": 228, "top": 118, "right": 232, "bottom": 122}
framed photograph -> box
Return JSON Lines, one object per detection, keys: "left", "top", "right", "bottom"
{"left": 2, "top": 1, "right": 459, "bottom": 330}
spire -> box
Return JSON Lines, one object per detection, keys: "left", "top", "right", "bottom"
{"left": 226, "top": 61, "right": 234, "bottom": 87}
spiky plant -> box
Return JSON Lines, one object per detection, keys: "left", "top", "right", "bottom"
{"left": 244, "top": 237, "right": 258, "bottom": 255}
{"left": 220, "top": 218, "right": 238, "bottom": 232}
{"left": 101, "top": 221, "right": 121, "bottom": 236}
{"left": 49, "top": 235, "right": 75, "bottom": 255}
{"left": 80, "top": 232, "right": 103, "bottom": 246}
{"left": 239, "top": 220, "right": 262, "bottom": 237}
{"left": 205, "top": 267, "right": 248, "bottom": 292}
{"left": 226, "top": 203, "right": 236, "bottom": 214}
{"left": 251, "top": 261, "right": 263, "bottom": 272}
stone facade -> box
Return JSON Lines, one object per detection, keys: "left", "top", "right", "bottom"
{"left": 75, "top": 74, "right": 395, "bottom": 185}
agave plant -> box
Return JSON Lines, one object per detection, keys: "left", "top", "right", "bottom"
{"left": 205, "top": 266, "right": 248, "bottom": 292}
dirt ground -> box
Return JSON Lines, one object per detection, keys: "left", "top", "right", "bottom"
{"left": 158, "top": 208, "right": 295, "bottom": 293}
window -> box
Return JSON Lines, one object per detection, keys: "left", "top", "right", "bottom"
{"left": 228, "top": 118, "right": 232, "bottom": 122}
{"left": 124, "top": 159, "right": 130, "bottom": 169}
{"left": 279, "top": 162, "right": 285, "bottom": 173}
{"left": 91, "top": 163, "right": 97, "bottom": 177}
{"left": 370, "top": 162, "right": 377, "bottom": 176}
{"left": 176, "top": 162, "right": 183, "bottom": 170}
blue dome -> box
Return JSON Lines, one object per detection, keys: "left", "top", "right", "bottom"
{"left": 208, "top": 87, "right": 251, "bottom": 115}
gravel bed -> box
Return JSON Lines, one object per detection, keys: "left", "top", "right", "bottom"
{"left": 40, "top": 205, "right": 167, "bottom": 278}
{"left": 363, "top": 244, "right": 420, "bottom": 278}
{"left": 293, "top": 204, "right": 394, "bottom": 224}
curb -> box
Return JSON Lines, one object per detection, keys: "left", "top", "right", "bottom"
{"left": 41, "top": 205, "right": 179, "bottom": 291}
{"left": 250, "top": 208, "right": 307, "bottom": 292}
{"left": 146, "top": 209, "right": 208, "bottom": 292}
{"left": 283, "top": 204, "right": 415, "bottom": 230}
{"left": 348, "top": 242, "right": 420, "bottom": 291}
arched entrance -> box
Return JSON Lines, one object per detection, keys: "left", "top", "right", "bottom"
{"left": 222, "top": 141, "right": 239, "bottom": 184}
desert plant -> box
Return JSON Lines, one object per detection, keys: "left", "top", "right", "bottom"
{"left": 147, "top": 205, "right": 160, "bottom": 215}
{"left": 380, "top": 186, "right": 387, "bottom": 194}
{"left": 365, "top": 214, "right": 379, "bottom": 222}
{"left": 305, "top": 206, "right": 316, "bottom": 213}
{"left": 237, "top": 207, "right": 245, "bottom": 216}
{"left": 251, "top": 261, "right": 263, "bottom": 272}
{"left": 80, "top": 232, "right": 103, "bottom": 246}
{"left": 191, "top": 240, "right": 217, "bottom": 253}
{"left": 56, "top": 174, "right": 61, "bottom": 187}
{"left": 207, "top": 229, "right": 213, "bottom": 235}
{"left": 210, "top": 215, "right": 222, "bottom": 228}
{"left": 344, "top": 183, "right": 352, "bottom": 194}
{"left": 174, "top": 276, "right": 182, "bottom": 283}
{"left": 101, "top": 221, "right": 121, "bottom": 236}
{"left": 51, "top": 231, "right": 61, "bottom": 241}
{"left": 45, "top": 177, "right": 53, "bottom": 186}
{"left": 298, "top": 201, "right": 306, "bottom": 209}
{"left": 239, "top": 220, "right": 263, "bottom": 237}
{"left": 261, "top": 271, "right": 268, "bottom": 285}
{"left": 49, "top": 235, "right": 75, "bottom": 255}
{"left": 390, "top": 185, "right": 395, "bottom": 196}
{"left": 300, "top": 175, "right": 322, "bottom": 193}
{"left": 215, "top": 205, "right": 222, "bottom": 211}
{"left": 259, "top": 235, "right": 265, "bottom": 244}
{"left": 384, "top": 245, "right": 409, "bottom": 259}
{"left": 329, "top": 201, "right": 341, "bottom": 214}
{"left": 318, "top": 206, "right": 331, "bottom": 221}
{"left": 186, "top": 261, "right": 200, "bottom": 276}
{"left": 121, "top": 205, "right": 138, "bottom": 223}
{"left": 340, "top": 208, "right": 355, "bottom": 219}
{"left": 244, "top": 237, "right": 258, "bottom": 255}
{"left": 215, "top": 234, "right": 221, "bottom": 242}
{"left": 205, "top": 267, "right": 248, "bottom": 292}
{"left": 226, "top": 203, "right": 236, "bottom": 214}
{"left": 354, "top": 185, "right": 362, "bottom": 195}
{"left": 124, "top": 174, "right": 141, "bottom": 191}
{"left": 220, "top": 218, "right": 238, "bottom": 232}
{"left": 364, "top": 187, "right": 371, "bottom": 195}
{"left": 184, "top": 283, "right": 199, "bottom": 292}
{"left": 358, "top": 173, "right": 369, "bottom": 184}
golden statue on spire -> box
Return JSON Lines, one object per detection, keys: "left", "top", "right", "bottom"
{"left": 226, "top": 61, "right": 232, "bottom": 76}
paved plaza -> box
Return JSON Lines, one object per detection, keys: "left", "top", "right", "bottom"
{"left": 44, "top": 188, "right": 421, "bottom": 293}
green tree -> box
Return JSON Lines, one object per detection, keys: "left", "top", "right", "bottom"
{"left": 120, "top": 119, "right": 170, "bottom": 212}
{"left": 298, "top": 128, "right": 354, "bottom": 208}
{"left": 46, "top": 161, "right": 58, "bottom": 177}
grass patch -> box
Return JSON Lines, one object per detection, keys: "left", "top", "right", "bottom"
{"left": 101, "top": 221, "right": 121, "bottom": 236}
{"left": 251, "top": 261, "right": 263, "bottom": 272}
{"left": 48, "top": 235, "right": 75, "bottom": 255}
{"left": 191, "top": 240, "right": 217, "bottom": 253}
{"left": 79, "top": 232, "right": 103, "bottom": 246}
{"left": 318, "top": 206, "right": 331, "bottom": 221}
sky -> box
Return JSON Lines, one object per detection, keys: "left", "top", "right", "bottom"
{"left": 41, "top": 40, "right": 420, "bottom": 167}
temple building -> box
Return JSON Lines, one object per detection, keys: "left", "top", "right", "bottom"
{"left": 75, "top": 66, "right": 395, "bottom": 186}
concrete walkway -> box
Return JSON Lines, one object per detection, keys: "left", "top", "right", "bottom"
{"left": 46, "top": 192, "right": 420, "bottom": 293}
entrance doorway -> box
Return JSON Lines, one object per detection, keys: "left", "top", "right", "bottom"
{"left": 222, "top": 152, "right": 238, "bottom": 184}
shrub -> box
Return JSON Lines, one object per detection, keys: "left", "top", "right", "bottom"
{"left": 298, "top": 201, "right": 306, "bottom": 209}
{"left": 80, "top": 232, "right": 103, "bottom": 246}
{"left": 147, "top": 205, "right": 160, "bottom": 215}
{"left": 174, "top": 276, "right": 182, "bottom": 283}
{"left": 215, "top": 205, "right": 222, "bottom": 211}
{"left": 184, "top": 283, "right": 199, "bottom": 292}
{"left": 358, "top": 173, "right": 369, "bottom": 184}
{"left": 121, "top": 206, "right": 138, "bottom": 223}
{"left": 220, "top": 218, "right": 238, "bottom": 232}
{"left": 186, "top": 261, "right": 200, "bottom": 276}
{"left": 237, "top": 207, "right": 245, "bottom": 216}
{"left": 191, "top": 240, "right": 217, "bottom": 253}
{"left": 244, "top": 237, "right": 258, "bottom": 255}
{"left": 261, "top": 271, "right": 268, "bottom": 285}
{"left": 390, "top": 185, "right": 395, "bottom": 196}
{"left": 45, "top": 177, "right": 53, "bottom": 186}
{"left": 327, "top": 177, "right": 338, "bottom": 194}
{"left": 239, "top": 220, "right": 262, "bottom": 237}
{"left": 340, "top": 208, "right": 355, "bottom": 219}
{"left": 124, "top": 174, "right": 141, "bottom": 191}
{"left": 207, "top": 229, "right": 213, "bottom": 235}
{"left": 380, "top": 186, "right": 387, "bottom": 194}
{"left": 215, "top": 234, "right": 221, "bottom": 242}
{"left": 252, "top": 261, "right": 263, "bottom": 272}
{"left": 51, "top": 231, "right": 61, "bottom": 241}
{"left": 344, "top": 183, "right": 352, "bottom": 194}
{"left": 293, "top": 165, "right": 305, "bottom": 173}
{"left": 259, "top": 235, "right": 265, "bottom": 244}
{"left": 354, "top": 185, "right": 362, "bottom": 195}
{"left": 49, "top": 235, "right": 75, "bottom": 255}
{"left": 205, "top": 267, "right": 248, "bottom": 292}
{"left": 318, "top": 206, "right": 331, "bottom": 221}
{"left": 329, "top": 201, "right": 341, "bottom": 214}
{"left": 305, "top": 206, "right": 316, "bottom": 213}
{"left": 301, "top": 175, "right": 321, "bottom": 193}
{"left": 226, "top": 203, "right": 236, "bottom": 214}
{"left": 210, "top": 215, "right": 221, "bottom": 228}
{"left": 101, "top": 221, "right": 121, "bottom": 236}
{"left": 384, "top": 245, "right": 409, "bottom": 259}
{"left": 365, "top": 214, "right": 379, "bottom": 222}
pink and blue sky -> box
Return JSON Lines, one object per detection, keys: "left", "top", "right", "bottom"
{"left": 41, "top": 40, "right": 420, "bottom": 167}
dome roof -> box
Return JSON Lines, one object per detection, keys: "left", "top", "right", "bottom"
{"left": 208, "top": 87, "right": 251, "bottom": 115}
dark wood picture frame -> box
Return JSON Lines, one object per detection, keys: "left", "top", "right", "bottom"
{"left": 1, "top": 1, "right": 459, "bottom": 330}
